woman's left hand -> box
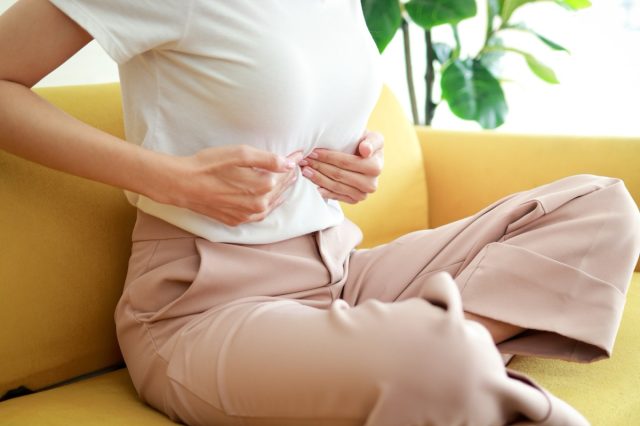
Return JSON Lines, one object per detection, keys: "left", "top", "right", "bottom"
{"left": 300, "top": 130, "right": 384, "bottom": 204}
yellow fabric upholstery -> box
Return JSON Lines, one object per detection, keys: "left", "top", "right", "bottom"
{"left": 0, "top": 369, "right": 174, "bottom": 426}
{"left": 0, "top": 83, "right": 638, "bottom": 425}
{"left": 511, "top": 274, "right": 640, "bottom": 426}
{"left": 0, "top": 84, "right": 135, "bottom": 394}
{"left": 0, "top": 277, "right": 637, "bottom": 426}
{"left": 341, "top": 86, "right": 429, "bottom": 248}
{"left": 418, "top": 127, "right": 640, "bottom": 271}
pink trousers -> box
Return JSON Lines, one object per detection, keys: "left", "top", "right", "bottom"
{"left": 115, "top": 174, "right": 640, "bottom": 426}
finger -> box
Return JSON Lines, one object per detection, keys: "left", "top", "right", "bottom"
{"left": 243, "top": 193, "right": 289, "bottom": 224}
{"left": 233, "top": 167, "right": 296, "bottom": 210}
{"left": 234, "top": 145, "right": 296, "bottom": 173}
{"left": 357, "top": 131, "right": 384, "bottom": 158}
{"left": 196, "top": 168, "right": 296, "bottom": 218}
{"left": 304, "top": 157, "right": 377, "bottom": 194}
{"left": 318, "top": 187, "right": 358, "bottom": 204}
{"left": 301, "top": 166, "right": 366, "bottom": 202}
{"left": 267, "top": 168, "right": 298, "bottom": 205}
{"left": 238, "top": 169, "right": 294, "bottom": 214}
{"left": 307, "top": 149, "right": 369, "bottom": 174}
{"left": 307, "top": 149, "right": 383, "bottom": 182}
{"left": 238, "top": 155, "right": 298, "bottom": 194}
{"left": 358, "top": 141, "right": 374, "bottom": 159}
{"left": 286, "top": 150, "right": 304, "bottom": 163}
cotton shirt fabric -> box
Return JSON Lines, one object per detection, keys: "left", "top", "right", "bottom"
{"left": 49, "top": 0, "right": 383, "bottom": 244}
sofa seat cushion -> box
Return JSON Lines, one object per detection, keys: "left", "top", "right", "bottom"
{"left": 1, "top": 273, "right": 638, "bottom": 425}
{"left": 511, "top": 272, "right": 640, "bottom": 425}
{"left": 0, "top": 369, "right": 173, "bottom": 426}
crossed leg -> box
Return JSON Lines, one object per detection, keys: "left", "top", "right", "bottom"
{"left": 341, "top": 174, "right": 640, "bottom": 360}
{"left": 118, "top": 175, "right": 639, "bottom": 426}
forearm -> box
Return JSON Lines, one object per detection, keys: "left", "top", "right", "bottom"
{"left": 0, "top": 80, "right": 174, "bottom": 202}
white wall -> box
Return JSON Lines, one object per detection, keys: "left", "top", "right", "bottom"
{"left": 381, "top": 0, "right": 640, "bottom": 136}
{"left": 1, "top": 0, "right": 639, "bottom": 136}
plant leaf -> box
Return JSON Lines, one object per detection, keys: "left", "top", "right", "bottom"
{"left": 360, "top": 0, "right": 402, "bottom": 52}
{"left": 488, "top": 0, "right": 501, "bottom": 30}
{"left": 501, "top": 0, "right": 590, "bottom": 23}
{"left": 554, "top": 0, "right": 591, "bottom": 11}
{"left": 523, "top": 53, "right": 560, "bottom": 83}
{"left": 488, "top": 45, "right": 561, "bottom": 83}
{"left": 432, "top": 43, "right": 453, "bottom": 63}
{"left": 533, "top": 33, "right": 569, "bottom": 52}
{"left": 440, "top": 59, "right": 507, "bottom": 129}
{"left": 405, "top": 0, "right": 477, "bottom": 29}
{"left": 479, "top": 37, "right": 506, "bottom": 75}
{"left": 505, "top": 23, "right": 570, "bottom": 52}
{"left": 489, "top": 0, "right": 502, "bottom": 16}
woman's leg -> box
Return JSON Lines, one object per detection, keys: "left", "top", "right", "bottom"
{"left": 116, "top": 210, "right": 587, "bottom": 426}
{"left": 156, "top": 274, "right": 581, "bottom": 426}
{"left": 465, "top": 311, "right": 525, "bottom": 344}
{"left": 341, "top": 174, "right": 640, "bottom": 361}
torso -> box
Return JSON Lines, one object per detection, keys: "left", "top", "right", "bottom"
{"left": 120, "top": 0, "right": 383, "bottom": 243}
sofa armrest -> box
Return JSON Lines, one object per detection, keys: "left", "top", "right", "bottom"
{"left": 416, "top": 127, "right": 640, "bottom": 271}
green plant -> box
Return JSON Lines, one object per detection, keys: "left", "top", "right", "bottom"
{"left": 361, "top": 0, "right": 591, "bottom": 129}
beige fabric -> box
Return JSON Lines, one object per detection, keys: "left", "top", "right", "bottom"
{"left": 115, "top": 174, "right": 640, "bottom": 426}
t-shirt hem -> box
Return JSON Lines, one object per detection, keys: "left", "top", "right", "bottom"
{"left": 130, "top": 192, "right": 345, "bottom": 245}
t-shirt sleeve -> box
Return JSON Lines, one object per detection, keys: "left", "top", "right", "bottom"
{"left": 48, "top": 0, "right": 192, "bottom": 64}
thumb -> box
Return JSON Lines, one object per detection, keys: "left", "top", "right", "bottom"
{"left": 357, "top": 131, "right": 384, "bottom": 158}
{"left": 358, "top": 140, "right": 374, "bottom": 158}
{"left": 238, "top": 146, "right": 296, "bottom": 173}
{"left": 286, "top": 150, "right": 304, "bottom": 163}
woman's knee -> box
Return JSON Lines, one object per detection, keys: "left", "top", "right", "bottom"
{"left": 358, "top": 298, "right": 509, "bottom": 425}
{"left": 555, "top": 174, "right": 639, "bottom": 232}
{"left": 587, "top": 175, "right": 640, "bottom": 244}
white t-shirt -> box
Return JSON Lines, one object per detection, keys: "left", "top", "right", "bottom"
{"left": 49, "top": 0, "right": 383, "bottom": 244}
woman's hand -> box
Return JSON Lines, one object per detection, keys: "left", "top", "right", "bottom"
{"left": 299, "top": 130, "right": 384, "bottom": 204}
{"left": 158, "top": 145, "right": 302, "bottom": 226}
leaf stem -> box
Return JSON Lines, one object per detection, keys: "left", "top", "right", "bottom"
{"left": 484, "top": 45, "right": 528, "bottom": 56}
{"left": 451, "top": 24, "right": 461, "bottom": 58}
{"left": 424, "top": 29, "right": 436, "bottom": 126}
{"left": 401, "top": 18, "right": 419, "bottom": 124}
{"left": 484, "top": 1, "right": 493, "bottom": 50}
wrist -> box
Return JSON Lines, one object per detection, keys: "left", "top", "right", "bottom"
{"left": 131, "top": 147, "right": 187, "bottom": 207}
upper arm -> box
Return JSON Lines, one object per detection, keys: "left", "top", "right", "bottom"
{"left": 0, "top": 0, "right": 93, "bottom": 88}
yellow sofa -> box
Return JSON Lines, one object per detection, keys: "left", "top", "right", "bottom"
{"left": 0, "top": 83, "right": 638, "bottom": 425}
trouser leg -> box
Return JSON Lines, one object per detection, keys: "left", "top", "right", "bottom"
{"left": 162, "top": 273, "right": 579, "bottom": 426}
{"left": 341, "top": 174, "right": 640, "bottom": 361}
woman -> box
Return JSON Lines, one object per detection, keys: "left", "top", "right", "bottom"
{"left": 1, "top": 1, "right": 638, "bottom": 425}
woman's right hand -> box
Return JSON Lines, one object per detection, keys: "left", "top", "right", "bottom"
{"left": 156, "top": 145, "right": 302, "bottom": 227}
{"left": 0, "top": 2, "right": 298, "bottom": 228}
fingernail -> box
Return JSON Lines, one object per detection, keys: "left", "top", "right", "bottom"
{"left": 308, "top": 151, "right": 318, "bottom": 159}
{"left": 285, "top": 159, "right": 296, "bottom": 169}
{"left": 302, "top": 167, "right": 313, "bottom": 178}
{"left": 299, "top": 159, "right": 309, "bottom": 166}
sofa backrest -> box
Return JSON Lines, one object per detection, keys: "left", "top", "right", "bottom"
{"left": 345, "top": 86, "right": 429, "bottom": 247}
{"left": 0, "top": 84, "right": 135, "bottom": 396}
{"left": 0, "top": 84, "right": 429, "bottom": 396}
